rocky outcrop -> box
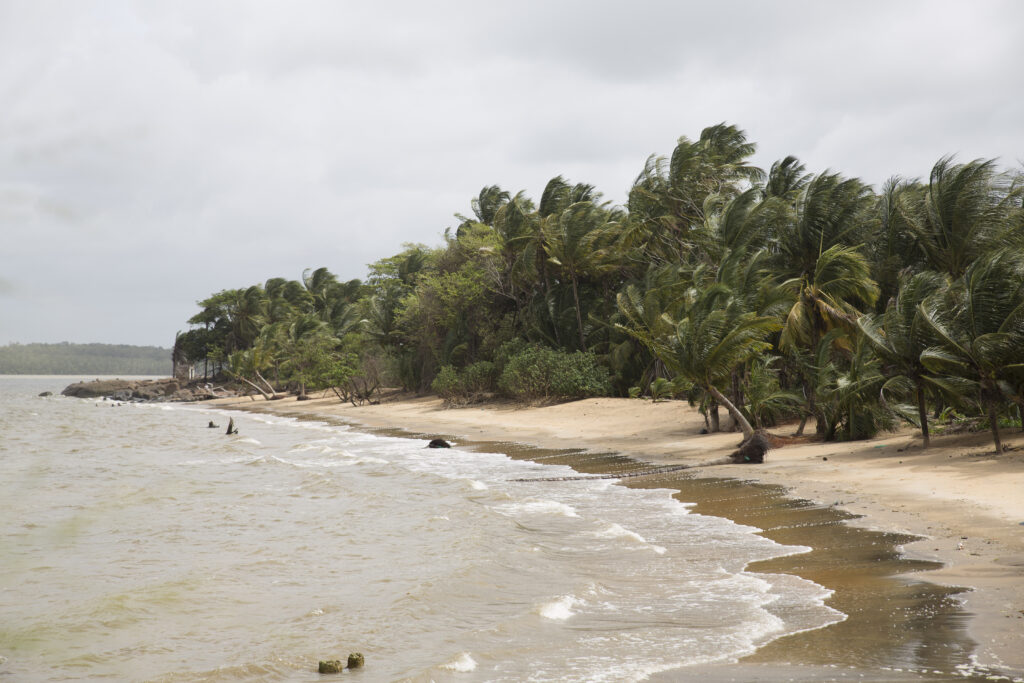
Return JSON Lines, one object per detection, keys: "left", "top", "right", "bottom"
{"left": 61, "top": 378, "right": 235, "bottom": 403}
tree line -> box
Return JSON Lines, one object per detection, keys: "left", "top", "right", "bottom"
{"left": 0, "top": 342, "right": 170, "bottom": 375}
{"left": 175, "top": 123, "right": 1024, "bottom": 451}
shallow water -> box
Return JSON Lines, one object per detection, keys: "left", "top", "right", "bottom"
{"left": 0, "top": 377, "right": 849, "bottom": 681}
{"left": 6, "top": 377, "right": 1016, "bottom": 682}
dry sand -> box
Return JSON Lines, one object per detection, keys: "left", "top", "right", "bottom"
{"left": 209, "top": 393, "right": 1024, "bottom": 678}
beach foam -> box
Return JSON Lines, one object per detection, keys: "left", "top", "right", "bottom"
{"left": 439, "top": 652, "right": 477, "bottom": 672}
{"left": 537, "top": 594, "right": 579, "bottom": 620}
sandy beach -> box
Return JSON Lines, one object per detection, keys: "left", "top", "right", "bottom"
{"left": 209, "top": 393, "right": 1024, "bottom": 679}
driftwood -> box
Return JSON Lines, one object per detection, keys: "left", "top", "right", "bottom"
{"left": 225, "top": 417, "right": 239, "bottom": 435}
{"left": 512, "top": 430, "right": 772, "bottom": 482}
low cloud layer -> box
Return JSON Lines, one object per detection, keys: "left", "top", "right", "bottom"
{"left": 2, "top": 0, "right": 1021, "bottom": 346}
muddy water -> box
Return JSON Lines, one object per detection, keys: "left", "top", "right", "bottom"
{"left": 3, "top": 378, "right": 844, "bottom": 681}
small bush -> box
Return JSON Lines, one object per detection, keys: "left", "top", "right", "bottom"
{"left": 430, "top": 365, "right": 461, "bottom": 401}
{"left": 431, "top": 361, "right": 496, "bottom": 404}
{"left": 461, "top": 361, "right": 496, "bottom": 395}
{"left": 650, "top": 377, "right": 672, "bottom": 402}
{"left": 497, "top": 346, "right": 611, "bottom": 401}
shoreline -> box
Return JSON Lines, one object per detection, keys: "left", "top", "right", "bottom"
{"left": 207, "top": 393, "right": 1024, "bottom": 678}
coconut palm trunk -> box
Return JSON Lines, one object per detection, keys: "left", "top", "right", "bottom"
{"left": 708, "top": 385, "right": 755, "bottom": 440}
{"left": 570, "top": 274, "right": 586, "bottom": 349}
{"left": 987, "top": 404, "right": 1003, "bottom": 452}
{"left": 916, "top": 382, "right": 930, "bottom": 448}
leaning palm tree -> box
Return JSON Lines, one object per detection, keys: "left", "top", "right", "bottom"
{"left": 918, "top": 249, "right": 1024, "bottom": 452}
{"left": 857, "top": 271, "right": 947, "bottom": 447}
{"left": 629, "top": 284, "right": 780, "bottom": 440}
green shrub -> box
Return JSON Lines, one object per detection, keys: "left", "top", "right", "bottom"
{"left": 460, "top": 361, "right": 496, "bottom": 395}
{"left": 431, "top": 361, "right": 496, "bottom": 404}
{"left": 497, "top": 346, "right": 612, "bottom": 401}
{"left": 430, "top": 365, "right": 461, "bottom": 401}
{"left": 649, "top": 377, "right": 672, "bottom": 402}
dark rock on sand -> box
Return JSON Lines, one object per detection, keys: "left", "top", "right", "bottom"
{"left": 427, "top": 438, "right": 451, "bottom": 448}
{"left": 38, "top": 391, "right": 52, "bottom": 397}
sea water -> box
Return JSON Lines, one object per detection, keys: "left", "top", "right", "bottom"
{"left": 0, "top": 376, "right": 843, "bottom": 681}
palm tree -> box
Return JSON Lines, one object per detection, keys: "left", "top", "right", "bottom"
{"left": 660, "top": 286, "right": 780, "bottom": 440}
{"left": 899, "top": 157, "right": 1020, "bottom": 278}
{"left": 858, "top": 272, "right": 947, "bottom": 447}
{"left": 918, "top": 250, "right": 1024, "bottom": 452}
{"left": 763, "top": 156, "right": 811, "bottom": 200}
{"left": 771, "top": 172, "right": 879, "bottom": 434}
{"left": 626, "top": 123, "right": 764, "bottom": 264}
{"left": 543, "top": 198, "right": 622, "bottom": 349}
{"left": 272, "top": 313, "right": 333, "bottom": 399}
{"left": 621, "top": 282, "right": 779, "bottom": 439}
{"left": 868, "top": 177, "right": 921, "bottom": 311}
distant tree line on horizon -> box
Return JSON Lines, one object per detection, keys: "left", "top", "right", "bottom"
{"left": 175, "top": 123, "right": 1024, "bottom": 452}
{"left": 0, "top": 342, "right": 170, "bottom": 375}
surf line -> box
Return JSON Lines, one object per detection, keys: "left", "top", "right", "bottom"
{"left": 511, "top": 458, "right": 732, "bottom": 482}
{"left": 511, "top": 432, "right": 773, "bottom": 482}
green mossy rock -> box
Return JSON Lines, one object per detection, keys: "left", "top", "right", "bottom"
{"left": 318, "top": 659, "right": 343, "bottom": 674}
{"left": 347, "top": 652, "right": 364, "bottom": 669}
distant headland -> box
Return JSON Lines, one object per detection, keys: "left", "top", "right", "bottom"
{"left": 0, "top": 342, "right": 171, "bottom": 375}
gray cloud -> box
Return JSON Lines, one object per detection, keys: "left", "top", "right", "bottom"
{"left": 1, "top": 0, "right": 1022, "bottom": 346}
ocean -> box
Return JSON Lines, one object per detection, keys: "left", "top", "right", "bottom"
{"left": 1, "top": 376, "right": 848, "bottom": 681}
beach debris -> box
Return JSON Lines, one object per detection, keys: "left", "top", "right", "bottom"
{"left": 38, "top": 391, "right": 52, "bottom": 397}
{"left": 347, "top": 652, "right": 364, "bottom": 669}
{"left": 727, "top": 430, "right": 771, "bottom": 464}
{"left": 318, "top": 659, "right": 343, "bottom": 674}
{"left": 207, "top": 420, "right": 220, "bottom": 429}
{"left": 428, "top": 438, "right": 451, "bottom": 449}
{"left": 225, "top": 417, "right": 238, "bottom": 435}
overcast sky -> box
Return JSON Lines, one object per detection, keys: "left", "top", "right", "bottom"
{"left": 2, "top": 1, "right": 1022, "bottom": 347}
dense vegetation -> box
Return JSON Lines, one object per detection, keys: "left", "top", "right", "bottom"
{"left": 0, "top": 342, "right": 170, "bottom": 375}
{"left": 175, "top": 123, "right": 1024, "bottom": 450}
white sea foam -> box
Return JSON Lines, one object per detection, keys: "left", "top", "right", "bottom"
{"left": 440, "top": 652, "right": 477, "bottom": 672}
{"left": 496, "top": 499, "right": 578, "bottom": 518}
{"left": 236, "top": 437, "right": 261, "bottom": 445}
{"left": 594, "top": 522, "right": 647, "bottom": 543}
{"left": 467, "top": 479, "right": 488, "bottom": 490}
{"left": 591, "top": 523, "right": 667, "bottom": 554}
{"left": 537, "top": 594, "right": 579, "bottom": 620}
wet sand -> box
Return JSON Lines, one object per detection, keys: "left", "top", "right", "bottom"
{"left": 208, "top": 394, "right": 1024, "bottom": 681}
